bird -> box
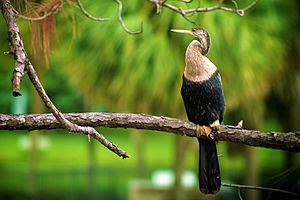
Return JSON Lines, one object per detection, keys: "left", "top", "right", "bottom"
{"left": 171, "top": 28, "right": 225, "bottom": 194}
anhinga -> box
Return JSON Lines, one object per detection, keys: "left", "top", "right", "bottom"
{"left": 171, "top": 28, "right": 225, "bottom": 194}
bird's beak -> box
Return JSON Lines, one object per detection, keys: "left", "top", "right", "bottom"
{"left": 171, "top": 29, "right": 194, "bottom": 36}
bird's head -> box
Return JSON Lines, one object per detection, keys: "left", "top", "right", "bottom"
{"left": 171, "top": 28, "right": 211, "bottom": 55}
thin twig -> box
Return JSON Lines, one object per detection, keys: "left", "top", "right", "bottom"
{"left": 175, "top": 0, "right": 194, "bottom": 3}
{"left": 76, "top": 0, "right": 109, "bottom": 21}
{"left": 1, "top": 0, "right": 129, "bottom": 159}
{"left": 231, "top": 0, "right": 239, "bottom": 10}
{"left": 1, "top": 112, "right": 300, "bottom": 152}
{"left": 222, "top": 182, "right": 298, "bottom": 197}
{"left": 12, "top": 1, "right": 63, "bottom": 21}
{"left": 243, "top": 0, "right": 259, "bottom": 11}
{"left": 148, "top": 0, "right": 258, "bottom": 17}
{"left": 116, "top": 0, "right": 143, "bottom": 34}
{"left": 237, "top": 189, "right": 243, "bottom": 200}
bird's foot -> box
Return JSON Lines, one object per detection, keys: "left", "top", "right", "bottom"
{"left": 209, "top": 120, "right": 221, "bottom": 139}
{"left": 196, "top": 120, "right": 220, "bottom": 140}
{"left": 210, "top": 120, "right": 220, "bottom": 131}
{"left": 196, "top": 125, "right": 213, "bottom": 139}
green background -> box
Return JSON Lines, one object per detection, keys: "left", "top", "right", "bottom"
{"left": 0, "top": 0, "right": 299, "bottom": 199}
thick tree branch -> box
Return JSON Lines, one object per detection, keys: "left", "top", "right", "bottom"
{"left": 1, "top": 0, "right": 129, "bottom": 159}
{"left": 1, "top": 112, "right": 299, "bottom": 152}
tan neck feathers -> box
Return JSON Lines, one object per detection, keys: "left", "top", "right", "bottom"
{"left": 184, "top": 40, "right": 217, "bottom": 82}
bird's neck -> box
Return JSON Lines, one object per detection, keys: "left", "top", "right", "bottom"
{"left": 184, "top": 40, "right": 217, "bottom": 82}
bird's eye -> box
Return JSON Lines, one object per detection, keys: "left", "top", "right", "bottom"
{"left": 192, "top": 28, "right": 196, "bottom": 32}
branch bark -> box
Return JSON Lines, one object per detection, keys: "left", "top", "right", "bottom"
{"left": 1, "top": 112, "right": 299, "bottom": 152}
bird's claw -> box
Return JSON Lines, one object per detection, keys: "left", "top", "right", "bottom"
{"left": 210, "top": 120, "right": 220, "bottom": 131}
{"left": 196, "top": 125, "right": 213, "bottom": 139}
{"left": 196, "top": 120, "right": 220, "bottom": 139}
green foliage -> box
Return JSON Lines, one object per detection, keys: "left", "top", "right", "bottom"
{"left": 0, "top": 0, "right": 297, "bottom": 128}
{"left": 41, "top": 0, "right": 294, "bottom": 129}
{"left": 50, "top": 1, "right": 184, "bottom": 115}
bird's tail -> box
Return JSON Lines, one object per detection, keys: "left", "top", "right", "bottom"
{"left": 198, "top": 138, "right": 221, "bottom": 194}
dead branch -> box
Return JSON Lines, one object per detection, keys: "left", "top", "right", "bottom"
{"left": 0, "top": 112, "right": 300, "bottom": 152}
{"left": 1, "top": 0, "right": 27, "bottom": 96}
{"left": 0, "top": 0, "right": 129, "bottom": 159}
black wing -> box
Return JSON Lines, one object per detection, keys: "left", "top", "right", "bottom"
{"left": 181, "top": 71, "right": 225, "bottom": 126}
